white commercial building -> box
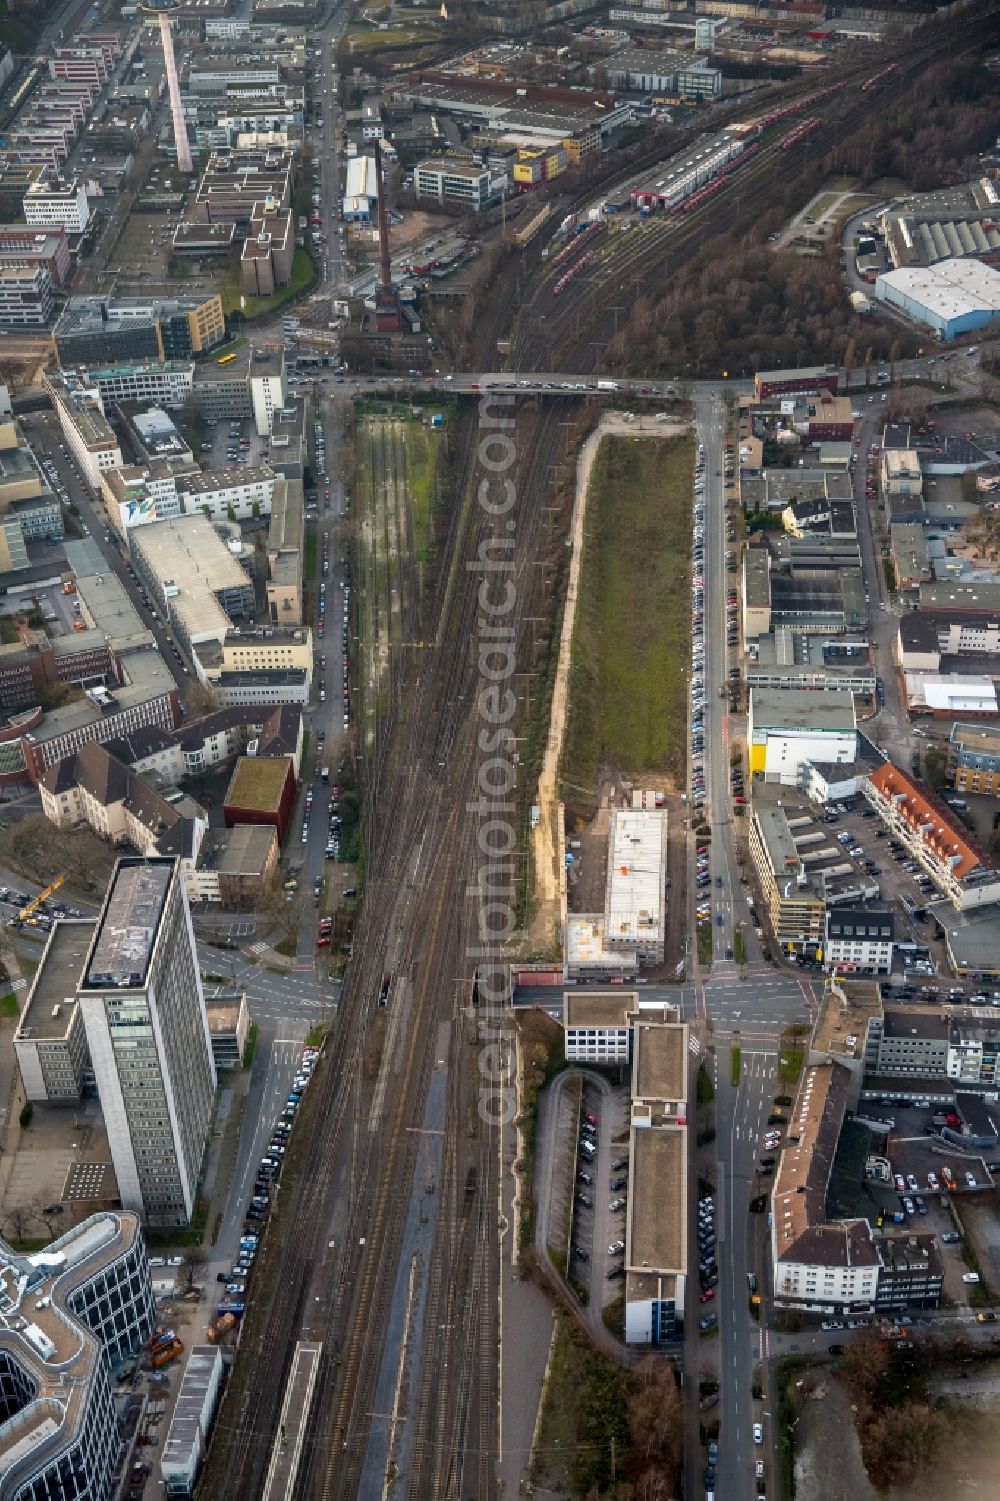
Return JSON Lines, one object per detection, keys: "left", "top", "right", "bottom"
{"left": 748, "top": 687, "right": 857, "bottom": 784}
{"left": 23, "top": 175, "right": 91, "bottom": 232}
{"left": 343, "top": 154, "right": 377, "bottom": 222}
{"left": 80, "top": 360, "right": 195, "bottom": 410}
{"left": 562, "top": 989, "right": 636, "bottom": 1065}
{"left": 44, "top": 372, "right": 124, "bottom": 487}
{"left": 413, "top": 159, "right": 496, "bottom": 211}
{"left": 78, "top": 857, "right": 217, "bottom": 1227}
{"left": 250, "top": 351, "right": 285, "bottom": 437}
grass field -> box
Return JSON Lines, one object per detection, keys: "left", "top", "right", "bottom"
{"left": 404, "top": 422, "right": 443, "bottom": 568}
{"left": 344, "top": 24, "right": 437, "bottom": 48}
{"left": 220, "top": 247, "right": 316, "bottom": 317}
{"left": 531, "top": 1311, "right": 632, "bottom": 1497}
{"left": 561, "top": 434, "right": 693, "bottom": 798}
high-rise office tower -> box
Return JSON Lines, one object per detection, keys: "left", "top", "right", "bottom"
{"left": 79, "top": 857, "right": 216, "bottom": 1227}
{"left": 143, "top": 0, "right": 193, "bottom": 175}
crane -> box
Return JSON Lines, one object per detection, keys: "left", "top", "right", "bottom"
{"left": 17, "top": 875, "right": 65, "bottom": 925}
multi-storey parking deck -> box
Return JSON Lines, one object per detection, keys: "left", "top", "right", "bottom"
{"left": 261, "top": 1340, "right": 324, "bottom": 1501}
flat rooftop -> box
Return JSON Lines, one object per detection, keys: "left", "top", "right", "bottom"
{"left": 24, "top": 647, "right": 177, "bottom": 747}
{"left": 628, "top": 1126, "right": 685, "bottom": 1274}
{"left": 751, "top": 686, "right": 856, "bottom": 732}
{"left": 73, "top": 572, "right": 151, "bottom": 652}
{"left": 16, "top": 920, "right": 96, "bottom": 1042}
{"left": 131, "top": 516, "right": 253, "bottom": 596}
{"left": 84, "top": 858, "right": 172, "bottom": 990}
{"left": 604, "top": 808, "right": 667, "bottom": 947}
{"left": 563, "top": 990, "right": 636, "bottom": 1029}
{"left": 632, "top": 1021, "right": 686, "bottom": 1104}
{"left": 811, "top": 978, "right": 883, "bottom": 1059}
{"left": 564, "top": 914, "right": 637, "bottom": 972}
{"left": 224, "top": 754, "right": 289, "bottom": 812}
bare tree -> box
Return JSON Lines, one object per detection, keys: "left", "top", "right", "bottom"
{"left": 176, "top": 1247, "right": 205, "bottom": 1297}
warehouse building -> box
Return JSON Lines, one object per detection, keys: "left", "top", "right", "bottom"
{"left": 748, "top": 687, "right": 857, "bottom": 782}
{"left": 129, "top": 515, "right": 256, "bottom": 655}
{"left": 874, "top": 258, "right": 1000, "bottom": 342}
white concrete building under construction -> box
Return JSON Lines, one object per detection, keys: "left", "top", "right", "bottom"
{"left": 565, "top": 806, "right": 668, "bottom": 979}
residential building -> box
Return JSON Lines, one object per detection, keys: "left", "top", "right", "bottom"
{"left": 42, "top": 371, "right": 123, "bottom": 487}
{"left": 825, "top": 906, "right": 895, "bottom": 976}
{"left": 875, "top": 1235, "right": 944, "bottom": 1311}
{"left": 79, "top": 857, "right": 217, "bottom": 1226}
{"left": 771, "top": 1062, "right": 881, "bottom": 1314}
{"left": 748, "top": 687, "right": 857, "bottom": 783}
{"left": 0, "top": 262, "right": 55, "bottom": 327}
{"left": 240, "top": 198, "right": 295, "bottom": 297}
{"left": 0, "top": 1213, "right": 155, "bottom": 1500}
{"left": 881, "top": 448, "right": 923, "bottom": 500}
{"left": 23, "top": 175, "right": 91, "bottom": 232}
{"left": 862, "top": 762, "right": 1000, "bottom": 909}
{"left": 890, "top": 523, "right": 931, "bottom": 590}
{"left": 413, "top": 159, "right": 496, "bottom": 211}
{"left": 222, "top": 754, "right": 295, "bottom": 843}
{"left": 948, "top": 722, "right": 1000, "bottom": 796}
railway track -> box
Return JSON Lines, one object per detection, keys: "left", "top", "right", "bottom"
{"left": 202, "top": 14, "right": 1000, "bottom": 1501}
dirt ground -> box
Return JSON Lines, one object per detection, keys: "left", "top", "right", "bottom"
{"left": 929, "top": 401, "right": 1000, "bottom": 436}
{"left": 954, "top": 1190, "right": 1000, "bottom": 1294}
{"left": 792, "top": 1357, "right": 1000, "bottom": 1501}
{"left": 795, "top": 1375, "right": 878, "bottom": 1501}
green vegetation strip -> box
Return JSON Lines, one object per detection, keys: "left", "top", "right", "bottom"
{"left": 0, "top": 993, "right": 19, "bottom": 1019}
{"left": 733, "top": 926, "right": 747, "bottom": 966}
{"left": 697, "top": 922, "right": 713, "bottom": 968}
{"left": 242, "top": 1022, "right": 258, "bottom": 1070}
{"left": 561, "top": 434, "right": 693, "bottom": 794}
{"left": 731, "top": 1047, "right": 742, "bottom": 1087}
{"left": 778, "top": 1042, "right": 805, "bottom": 1086}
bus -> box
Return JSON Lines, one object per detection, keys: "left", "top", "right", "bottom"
{"left": 217, "top": 352, "right": 239, "bottom": 367}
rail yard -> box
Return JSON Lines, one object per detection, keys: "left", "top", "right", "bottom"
{"left": 196, "top": 14, "right": 1000, "bottom": 1501}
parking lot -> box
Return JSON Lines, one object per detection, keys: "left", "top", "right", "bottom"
{"left": 567, "top": 1079, "right": 631, "bottom": 1312}
{"left": 802, "top": 794, "right": 967, "bottom": 982}
{"left": 204, "top": 416, "right": 267, "bottom": 471}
